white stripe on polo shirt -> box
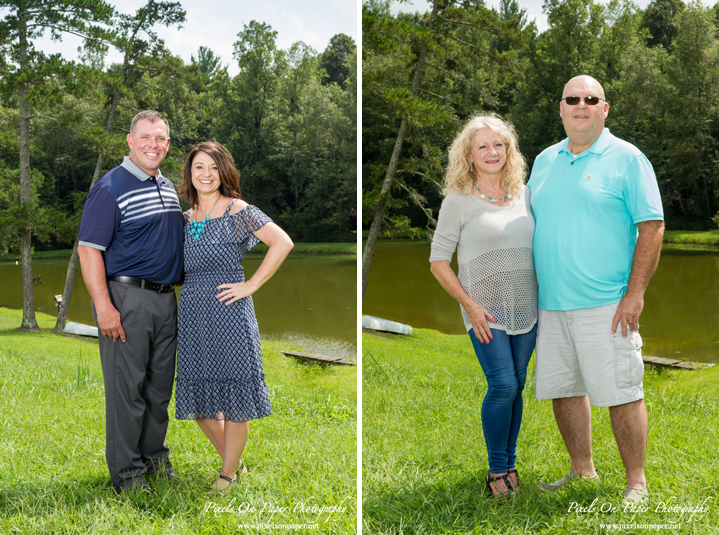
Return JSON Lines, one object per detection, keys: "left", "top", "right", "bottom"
{"left": 119, "top": 190, "right": 181, "bottom": 215}
{"left": 121, "top": 195, "right": 182, "bottom": 222}
{"left": 120, "top": 201, "right": 181, "bottom": 220}
{"left": 122, "top": 206, "right": 182, "bottom": 224}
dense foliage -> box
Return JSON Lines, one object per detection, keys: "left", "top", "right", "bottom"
{"left": 0, "top": 17, "right": 357, "bottom": 252}
{"left": 363, "top": 0, "right": 719, "bottom": 234}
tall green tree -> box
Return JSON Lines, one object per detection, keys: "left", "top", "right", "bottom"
{"left": 0, "top": 0, "right": 113, "bottom": 330}
{"left": 277, "top": 42, "right": 357, "bottom": 241}
{"left": 610, "top": 1, "right": 719, "bottom": 227}
{"left": 191, "top": 45, "right": 223, "bottom": 78}
{"left": 53, "top": 0, "right": 188, "bottom": 331}
{"left": 599, "top": 0, "right": 643, "bottom": 81}
{"left": 663, "top": 1, "right": 719, "bottom": 222}
{"left": 509, "top": 0, "right": 605, "bottom": 161}
{"left": 641, "top": 0, "right": 685, "bottom": 50}
{"left": 319, "top": 33, "right": 356, "bottom": 89}
{"left": 362, "top": 0, "right": 527, "bottom": 298}
{"left": 221, "top": 21, "right": 287, "bottom": 210}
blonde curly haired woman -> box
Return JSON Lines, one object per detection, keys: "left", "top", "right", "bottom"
{"left": 430, "top": 114, "right": 537, "bottom": 498}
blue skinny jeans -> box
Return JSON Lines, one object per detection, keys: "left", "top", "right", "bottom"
{"left": 469, "top": 324, "right": 536, "bottom": 474}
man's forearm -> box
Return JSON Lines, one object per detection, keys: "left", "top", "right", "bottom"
{"left": 78, "top": 245, "right": 113, "bottom": 310}
{"left": 79, "top": 245, "right": 126, "bottom": 341}
{"left": 626, "top": 220, "right": 664, "bottom": 298}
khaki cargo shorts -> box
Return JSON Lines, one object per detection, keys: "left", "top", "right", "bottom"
{"left": 534, "top": 302, "right": 644, "bottom": 407}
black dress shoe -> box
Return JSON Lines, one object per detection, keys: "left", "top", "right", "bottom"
{"left": 145, "top": 460, "right": 176, "bottom": 479}
{"left": 114, "top": 481, "right": 154, "bottom": 494}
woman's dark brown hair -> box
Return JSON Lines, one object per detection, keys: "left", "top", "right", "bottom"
{"left": 180, "top": 142, "right": 242, "bottom": 207}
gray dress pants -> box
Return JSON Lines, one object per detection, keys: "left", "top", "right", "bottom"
{"left": 92, "top": 280, "right": 177, "bottom": 491}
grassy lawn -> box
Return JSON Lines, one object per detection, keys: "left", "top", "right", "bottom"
{"left": 364, "top": 230, "right": 719, "bottom": 247}
{"left": 0, "top": 308, "right": 356, "bottom": 534}
{"left": 0, "top": 242, "right": 357, "bottom": 263}
{"left": 662, "top": 230, "right": 719, "bottom": 246}
{"left": 363, "top": 328, "right": 719, "bottom": 535}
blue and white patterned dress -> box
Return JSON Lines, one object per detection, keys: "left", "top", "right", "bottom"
{"left": 175, "top": 201, "right": 273, "bottom": 423}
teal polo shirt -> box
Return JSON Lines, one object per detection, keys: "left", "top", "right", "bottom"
{"left": 527, "top": 128, "right": 663, "bottom": 311}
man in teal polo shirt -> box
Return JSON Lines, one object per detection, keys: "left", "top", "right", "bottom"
{"left": 528, "top": 75, "right": 664, "bottom": 503}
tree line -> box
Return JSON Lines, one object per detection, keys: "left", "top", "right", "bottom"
{"left": 362, "top": 0, "right": 719, "bottom": 293}
{"left": 0, "top": 0, "right": 356, "bottom": 330}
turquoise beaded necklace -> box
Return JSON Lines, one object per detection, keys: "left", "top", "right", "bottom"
{"left": 189, "top": 195, "right": 221, "bottom": 240}
{"left": 473, "top": 181, "right": 512, "bottom": 204}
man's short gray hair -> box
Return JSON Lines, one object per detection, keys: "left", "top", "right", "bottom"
{"left": 130, "top": 110, "right": 170, "bottom": 137}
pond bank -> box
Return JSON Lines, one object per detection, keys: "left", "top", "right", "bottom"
{"left": 363, "top": 229, "right": 719, "bottom": 246}
{"left": 1, "top": 241, "right": 357, "bottom": 262}
{"left": 363, "top": 328, "right": 719, "bottom": 534}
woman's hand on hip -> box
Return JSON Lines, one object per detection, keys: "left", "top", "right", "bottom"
{"left": 216, "top": 282, "right": 256, "bottom": 305}
{"left": 466, "top": 301, "right": 496, "bottom": 344}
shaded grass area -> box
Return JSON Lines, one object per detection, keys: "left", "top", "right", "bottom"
{"left": 0, "top": 308, "right": 356, "bottom": 534}
{"left": 363, "top": 329, "right": 719, "bottom": 535}
{"left": 0, "top": 242, "right": 357, "bottom": 262}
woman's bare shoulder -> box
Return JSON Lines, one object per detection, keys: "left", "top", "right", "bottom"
{"left": 228, "top": 198, "right": 250, "bottom": 215}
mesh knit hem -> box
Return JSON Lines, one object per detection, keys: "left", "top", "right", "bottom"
{"left": 463, "top": 316, "right": 537, "bottom": 336}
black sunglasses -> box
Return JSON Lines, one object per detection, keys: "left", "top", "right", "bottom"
{"left": 561, "top": 96, "right": 605, "bottom": 106}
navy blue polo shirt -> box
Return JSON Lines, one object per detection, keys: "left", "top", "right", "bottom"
{"left": 79, "top": 157, "right": 184, "bottom": 285}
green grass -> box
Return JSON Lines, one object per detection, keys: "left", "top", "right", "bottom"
{"left": 249, "top": 242, "right": 356, "bottom": 256}
{"left": 0, "top": 249, "right": 75, "bottom": 262}
{"left": 362, "top": 229, "right": 719, "bottom": 247}
{"left": 0, "top": 308, "right": 356, "bottom": 534}
{"left": 363, "top": 329, "right": 719, "bottom": 535}
{"left": 662, "top": 230, "right": 719, "bottom": 246}
{"left": 0, "top": 242, "right": 356, "bottom": 263}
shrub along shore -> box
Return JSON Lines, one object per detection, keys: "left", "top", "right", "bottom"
{"left": 363, "top": 328, "right": 719, "bottom": 535}
{"left": 0, "top": 308, "right": 356, "bottom": 534}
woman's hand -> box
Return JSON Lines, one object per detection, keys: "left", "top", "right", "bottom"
{"left": 430, "top": 260, "right": 497, "bottom": 343}
{"left": 216, "top": 282, "right": 257, "bottom": 305}
{"left": 465, "top": 301, "right": 496, "bottom": 344}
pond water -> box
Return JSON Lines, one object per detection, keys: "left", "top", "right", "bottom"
{"left": 1, "top": 254, "right": 357, "bottom": 359}
{"left": 363, "top": 241, "right": 719, "bottom": 364}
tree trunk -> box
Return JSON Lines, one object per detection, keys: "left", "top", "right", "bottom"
{"left": 361, "top": 0, "right": 439, "bottom": 301}
{"left": 18, "top": 9, "right": 38, "bottom": 331}
{"left": 54, "top": 90, "right": 119, "bottom": 331}
{"left": 54, "top": 23, "right": 138, "bottom": 332}
{"left": 54, "top": 238, "right": 80, "bottom": 330}
{"left": 361, "top": 119, "right": 408, "bottom": 299}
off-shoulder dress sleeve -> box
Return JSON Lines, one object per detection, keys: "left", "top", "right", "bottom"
{"left": 228, "top": 205, "right": 273, "bottom": 252}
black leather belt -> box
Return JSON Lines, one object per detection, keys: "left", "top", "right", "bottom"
{"left": 108, "top": 276, "right": 175, "bottom": 293}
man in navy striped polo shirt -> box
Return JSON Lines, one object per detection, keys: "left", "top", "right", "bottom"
{"left": 78, "top": 110, "right": 183, "bottom": 494}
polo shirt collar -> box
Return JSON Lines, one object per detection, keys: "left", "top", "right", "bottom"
{"left": 121, "top": 156, "right": 167, "bottom": 185}
{"left": 559, "top": 128, "right": 614, "bottom": 158}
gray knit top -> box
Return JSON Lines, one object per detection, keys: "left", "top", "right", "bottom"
{"left": 429, "top": 185, "right": 537, "bottom": 334}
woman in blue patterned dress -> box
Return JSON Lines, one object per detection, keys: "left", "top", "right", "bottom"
{"left": 176, "top": 141, "right": 293, "bottom": 491}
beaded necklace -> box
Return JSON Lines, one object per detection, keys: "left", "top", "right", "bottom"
{"left": 189, "top": 195, "right": 221, "bottom": 240}
{"left": 473, "top": 181, "right": 512, "bottom": 204}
